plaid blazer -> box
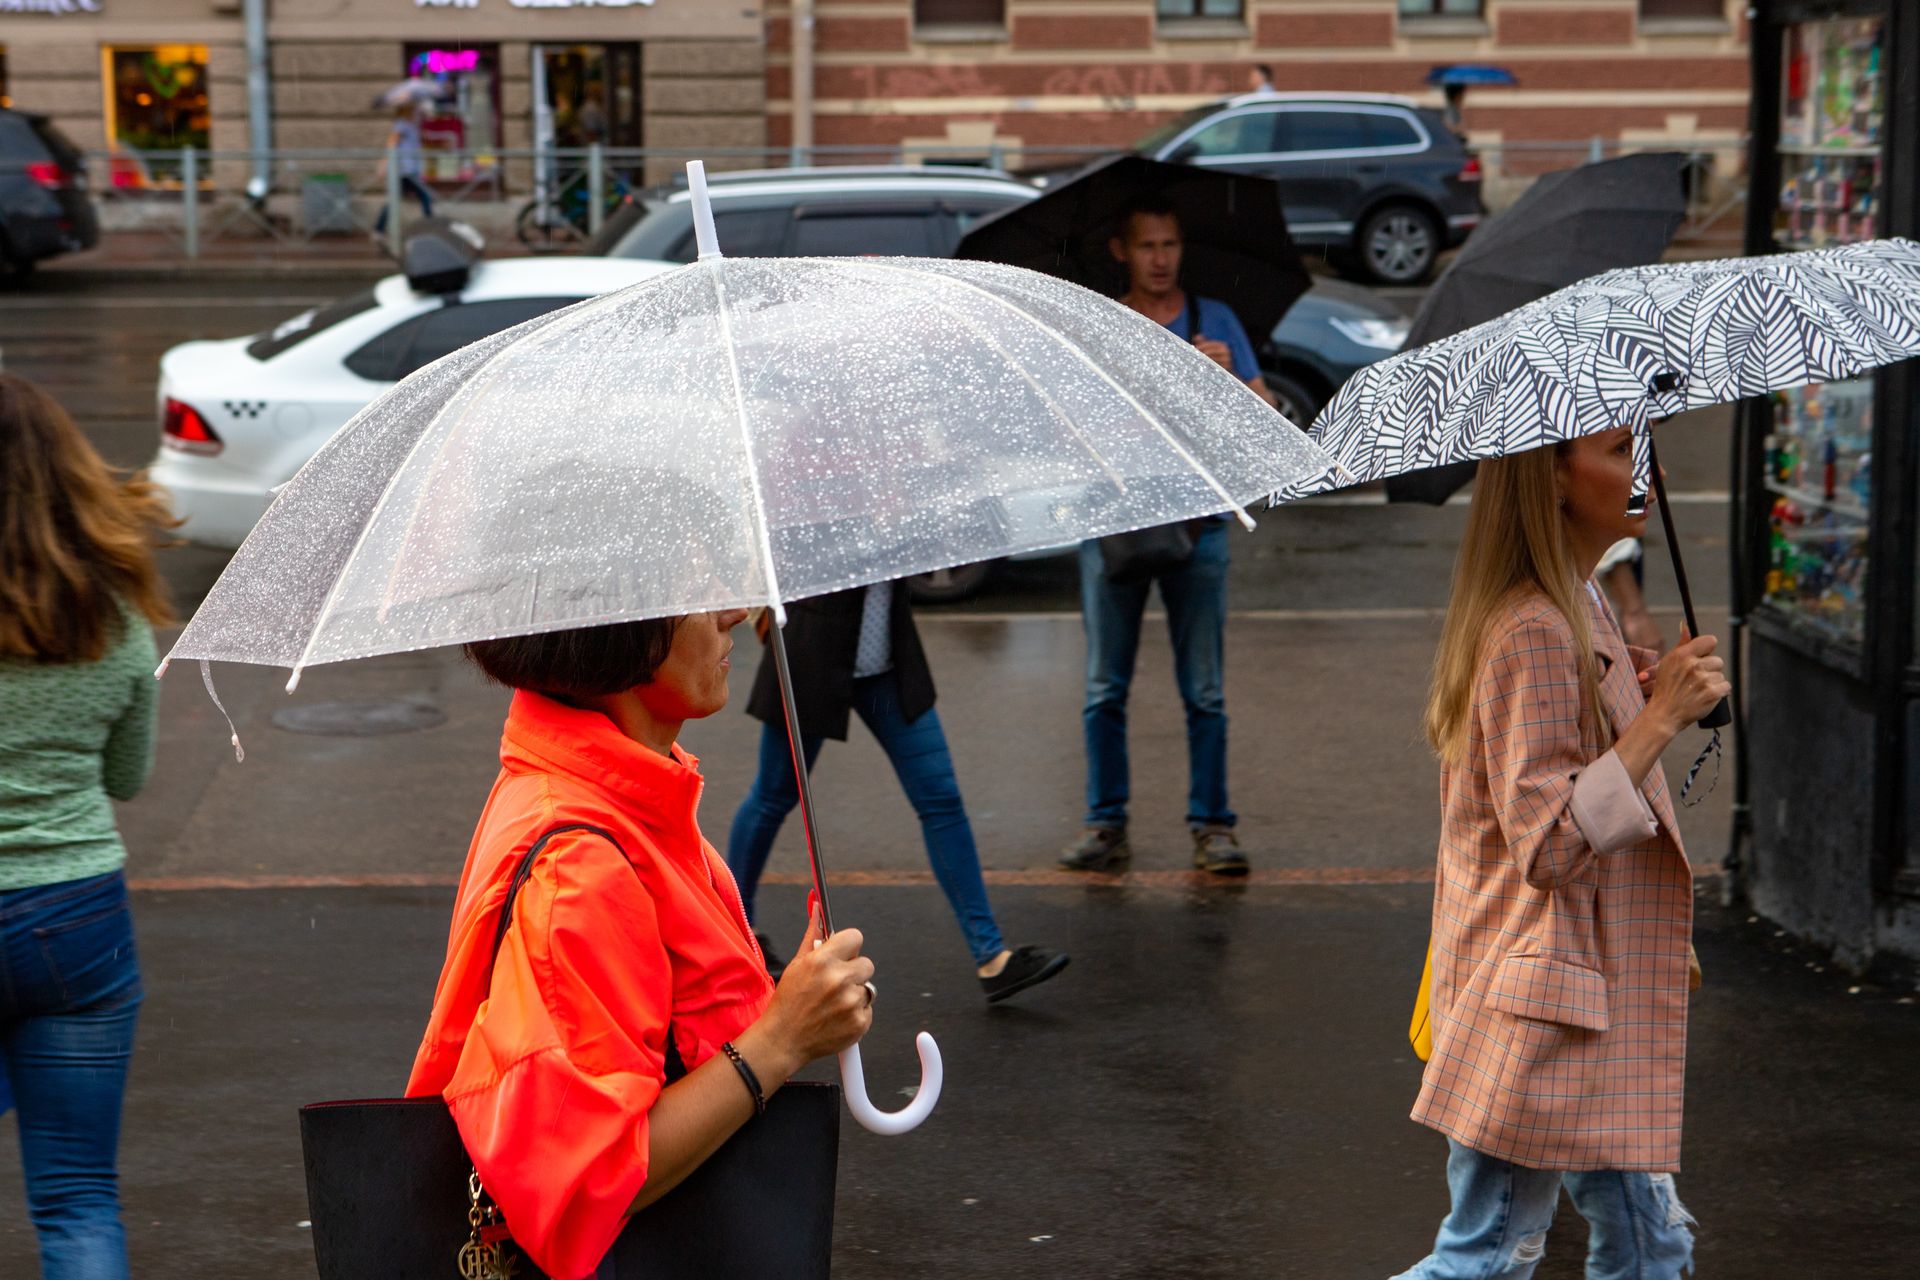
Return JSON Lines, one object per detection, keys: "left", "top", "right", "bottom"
{"left": 1410, "top": 588, "right": 1692, "bottom": 1172}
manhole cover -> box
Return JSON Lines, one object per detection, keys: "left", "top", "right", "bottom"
{"left": 271, "top": 698, "right": 447, "bottom": 737}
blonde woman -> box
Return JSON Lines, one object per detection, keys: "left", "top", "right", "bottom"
{"left": 1394, "top": 427, "right": 1729, "bottom": 1280}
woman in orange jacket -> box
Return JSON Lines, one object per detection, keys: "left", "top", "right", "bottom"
{"left": 407, "top": 610, "right": 874, "bottom": 1280}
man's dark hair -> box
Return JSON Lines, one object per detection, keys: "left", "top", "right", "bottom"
{"left": 1118, "top": 196, "right": 1181, "bottom": 241}
{"left": 1255, "top": 64, "right": 1274, "bottom": 81}
{"left": 464, "top": 617, "right": 680, "bottom": 699}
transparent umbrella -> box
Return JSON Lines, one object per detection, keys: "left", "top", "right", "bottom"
{"left": 162, "top": 161, "right": 1342, "bottom": 1134}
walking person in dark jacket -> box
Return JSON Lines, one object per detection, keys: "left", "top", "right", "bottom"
{"left": 0, "top": 375, "right": 175, "bottom": 1279}
{"left": 726, "top": 583, "right": 1068, "bottom": 1003}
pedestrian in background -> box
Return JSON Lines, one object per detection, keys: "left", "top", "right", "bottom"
{"left": 1059, "top": 200, "right": 1272, "bottom": 877}
{"left": 728, "top": 586, "right": 1069, "bottom": 1003}
{"left": 1247, "top": 63, "right": 1278, "bottom": 95}
{"left": 0, "top": 374, "right": 175, "bottom": 1280}
{"left": 373, "top": 102, "right": 434, "bottom": 236}
{"left": 410, "top": 611, "right": 875, "bottom": 1279}
{"left": 1396, "top": 428, "right": 1728, "bottom": 1279}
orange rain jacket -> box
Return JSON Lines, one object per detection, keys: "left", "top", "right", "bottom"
{"left": 407, "top": 691, "right": 774, "bottom": 1279}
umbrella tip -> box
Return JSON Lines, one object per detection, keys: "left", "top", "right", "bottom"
{"left": 687, "top": 161, "right": 722, "bottom": 261}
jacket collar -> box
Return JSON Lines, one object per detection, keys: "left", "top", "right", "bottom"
{"left": 499, "top": 690, "right": 705, "bottom": 840}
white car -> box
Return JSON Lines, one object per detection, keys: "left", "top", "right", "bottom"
{"left": 153, "top": 255, "right": 674, "bottom": 548}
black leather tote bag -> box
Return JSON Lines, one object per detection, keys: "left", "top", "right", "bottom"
{"left": 1098, "top": 521, "right": 1196, "bottom": 585}
{"left": 298, "top": 824, "right": 840, "bottom": 1280}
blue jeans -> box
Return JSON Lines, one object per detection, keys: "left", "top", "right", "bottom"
{"left": 1394, "top": 1139, "right": 1696, "bottom": 1280}
{"left": 1079, "top": 520, "right": 1234, "bottom": 830}
{"left": 726, "top": 673, "right": 1006, "bottom": 966}
{"left": 374, "top": 175, "right": 434, "bottom": 232}
{"left": 0, "top": 871, "right": 143, "bottom": 1280}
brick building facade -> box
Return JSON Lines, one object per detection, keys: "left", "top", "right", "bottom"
{"left": 766, "top": 1, "right": 1751, "bottom": 180}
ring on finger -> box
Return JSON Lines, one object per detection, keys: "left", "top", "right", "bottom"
{"left": 863, "top": 981, "right": 877, "bottom": 1007}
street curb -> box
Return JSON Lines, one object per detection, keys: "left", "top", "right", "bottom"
{"left": 39, "top": 260, "right": 392, "bottom": 284}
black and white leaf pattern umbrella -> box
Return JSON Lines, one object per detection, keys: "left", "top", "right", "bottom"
{"left": 1306, "top": 238, "right": 1920, "bottom": 507}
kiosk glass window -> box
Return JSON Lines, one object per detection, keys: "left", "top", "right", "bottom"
{"left": 103, "top": 45, "right": 210, "bottom": 183}
{"left": 402, "top": 44, "right": 503, "bottom": 180}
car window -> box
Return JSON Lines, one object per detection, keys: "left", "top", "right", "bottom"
{"left": 1274, "top": 111, "right": 1374, "bottom": 155}
{"left": 247, "top": 289, "right": 381, "bottom": 361}
{"left": 1132, "top": 104, "right": 1218, "bottom": 155}
{"left": 0, "top": 113, "right": 50, "bottom": 162}
{"left": 788, "top": 212, "right": 941, "bottom": 257}
{"left": 1363, "top": 113, "right": 1424, "bottom": 150}
{"left": 659, "top": 206, "right": 793, "bottom": 263}
{"left": 1177, "top": 111, "right": 1280, "bottom": 159}
{"left": 343, "top": 296, "right": 578, "bottom": 382}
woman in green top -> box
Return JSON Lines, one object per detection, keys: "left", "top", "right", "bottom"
{"left": 0, "top": 374, "right": 175, "bottom": 1280}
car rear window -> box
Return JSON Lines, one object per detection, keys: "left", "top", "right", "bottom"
{"left": 1363, "top": 113, "right": 1424, "bottom": 150}
{"left": 0, "top": 113, "right": 51, "bottom": 163}
{"left": 28, "top": 118, "right": 86, "bottom": 169}
{"left": 1274, "top": 112, "right": 1374, "bottom": 154}
{"left": 660, "top": 207, "right": 792, "bottom": 263}
{"left": 343, "top": 296, "right": 579, "bottom": 382}
{"left": 246, "top": 289, "right": 381, "bottom": 361}
{"left": 789, "top": 210, "right": 943, "bottom": 257}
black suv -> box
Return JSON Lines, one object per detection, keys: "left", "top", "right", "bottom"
{"left": 0, "top": 108, "right": 98, "bottom": 275}
{"left": 1128, "top": 92, "right": 1483, "bottom": 285}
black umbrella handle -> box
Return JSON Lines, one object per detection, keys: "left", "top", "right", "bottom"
{"left": 1647, "top": 438, "right": 1732, "bottom": 731}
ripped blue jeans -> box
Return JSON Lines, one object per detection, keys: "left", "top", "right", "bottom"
{"left": 1394, "top": 1138, "right": 1696, "bottom": 1280}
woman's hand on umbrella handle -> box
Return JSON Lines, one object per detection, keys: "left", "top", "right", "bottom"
{"left": 757, "top": 917, "right": 874, "bottom": 1069}
{"left": 1644, "top": 630, "right": 1731, "bottom": 735}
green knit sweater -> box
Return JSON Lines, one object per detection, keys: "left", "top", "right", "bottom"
{"left": 0, "top": 602, "right": 157, "bottom": 891}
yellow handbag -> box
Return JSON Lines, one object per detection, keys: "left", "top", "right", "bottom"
{"left": 1410, "top": 941, "right": 1434, "bottom": 1062}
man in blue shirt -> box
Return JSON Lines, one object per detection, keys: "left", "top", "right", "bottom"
{"left": 1060, "top": 200, "right": 1273, "bottom": 877}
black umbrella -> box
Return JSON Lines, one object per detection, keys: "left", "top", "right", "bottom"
{"left": 954, "top": 153, "right": 1312, "bottom": 343}
{"left": 1386, "top": 152, "right": 1690, "bottom": 504}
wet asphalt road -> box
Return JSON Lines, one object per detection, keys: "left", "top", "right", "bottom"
{"left": 4, "top": 274, "right": 1904, "bottom": 1280}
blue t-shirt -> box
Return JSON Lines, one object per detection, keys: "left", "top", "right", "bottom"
{"left": 1165, "top": 295, "right": 1259, "bottom": 383}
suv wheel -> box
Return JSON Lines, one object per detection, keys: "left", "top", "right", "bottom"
{"left": 1262, "top": 371, "right": 1320, "bottom": 428}
{"left": 1355, "top": 205, "right": 1439, "bottom": 286}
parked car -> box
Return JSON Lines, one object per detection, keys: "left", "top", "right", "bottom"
{"left": 151, "top": 254, "right": 673, "bottom": 548}
{"left": 1121, "top": 92, "right": 1484, "bottom": 286}
{"left": 0, "top": 108, "right": 99, "bottom": 275}
{"left": 593, "top": 164, "right": 1409, "bottom": 600}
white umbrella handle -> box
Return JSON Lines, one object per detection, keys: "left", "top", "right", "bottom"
{"left": 838, "top": 1032, "right": 942, "bottom": 1136}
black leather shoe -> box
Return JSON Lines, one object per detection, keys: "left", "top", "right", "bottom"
{"left": 754, "top": 930, "right": 787, "bottom": 984}
{"left": 1058, "top": 826, "right": 1130, "bottom": 872}
{"left": 980, "top": 945, "right": 1070, "bottom": 1004}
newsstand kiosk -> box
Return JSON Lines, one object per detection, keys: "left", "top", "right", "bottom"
{"left": 1735, "top": 0, "right": 1920, "bottom": 968}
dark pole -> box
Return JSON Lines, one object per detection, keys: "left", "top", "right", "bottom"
{"left": 1649, "top": 433, "right": 1732, "bottom": 729}
{"left": 767, "top": 618, "right": 834, "bottom": 934}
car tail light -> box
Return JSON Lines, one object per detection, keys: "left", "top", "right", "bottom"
{"left": 25, "top": 161, "right": 66, "bottom": 189}
{"left": 162, "top": 398, "right": 223, "bottom": 456}
{"left": 1457, "top": 154, "right": 1483, "bottom": 183}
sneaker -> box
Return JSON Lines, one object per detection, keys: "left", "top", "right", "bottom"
{"left": 979, "top": 945, "right": 1070, "bottom": 1004}
{"left": 754, "top": 930, "right": 786, "bottom": 984}
{"left": 1192, "top": 825, "right": 1248, "bottom": 876}
{"left": 1058, "top": 825, "right": 1130, "bottom": 872}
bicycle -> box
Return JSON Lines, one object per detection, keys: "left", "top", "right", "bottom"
{"left": 514, "top": 164, "right": 631, "bottom": 251}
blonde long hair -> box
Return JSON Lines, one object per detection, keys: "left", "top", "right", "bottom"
{"left": 1423, "top": 444, "right": 1609, "bottom": 764}
{"left": 0, "top": 375, "right": 177, "bottom": 663}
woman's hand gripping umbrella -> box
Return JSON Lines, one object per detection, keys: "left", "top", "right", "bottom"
{"left": 158, "top": 160, "right": 1345, "bottom": 1135}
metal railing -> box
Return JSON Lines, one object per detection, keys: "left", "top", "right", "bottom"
{"left": 14, "top": 136, "right": 1750, "bottom": 264}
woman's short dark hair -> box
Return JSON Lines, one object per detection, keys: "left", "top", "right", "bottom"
{"left": 464, "top": 617, "right": 680, "bottom": 699}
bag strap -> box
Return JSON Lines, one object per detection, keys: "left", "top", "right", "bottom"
{"left": 486, "top": 821, "right": 689, "bottom": 1082}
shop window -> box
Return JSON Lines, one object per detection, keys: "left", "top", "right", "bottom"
{"left": 102, "top": 45, "right": 210, "bottom": 181}
{"left": 1158, "top": 2, "right": 1244, "bottom": 18}
{"left": 915, "top": 1, "right": 1004, "bottom": 26}
{"left": 1399, "top": 1, "right": 1483, "bottom": 16}
{"left": 402, "top": 44, "right": 503, "bottom": 181}
{"left": 540, "top": 44, "right": 641, "bottom": 149}
{"left": 1, "top": 47, "right": 10, "bottom": 110}
{"left": 1640, "top": 1, "right": 1724, "bottom": 18}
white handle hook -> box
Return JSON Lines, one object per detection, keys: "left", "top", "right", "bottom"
{"left": 838, "top": 1033, "right": 942, "bottom": 1136}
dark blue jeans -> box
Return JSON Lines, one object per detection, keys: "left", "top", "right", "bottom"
{"left": 0, "top": 871, "right": 142, "bottom": 1280}
{"left": 1079, "top": 520, "right": 1235, "bottom": 830}
{"left": 374, "top": 175, "right": 434, "bottom": 232}
{"left": 726, "top": 673, "right": 1006, "bottom": 965}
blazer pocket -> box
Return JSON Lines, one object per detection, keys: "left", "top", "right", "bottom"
{"left": 1483, "top": 953, "right": 1610, "bottom": 1033}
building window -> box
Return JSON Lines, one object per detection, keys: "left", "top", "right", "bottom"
{"left": 1158, "top": 1, "right": 1245, "bottom": 18}
{"left": 0, "top": 47, "right": 10, "bottom": 110}
{"left": 915, "top": 0, "right": 1004, "bottom": 26}
{"left": 1640, "top": 0, "right": 1724, "bottom": 17}
{"left": 102, "top": 45, "right": 210, "bottom": 181}
{"left": 402, "top": 43, "right": 503, "bottom": 179}
{"left": 1399, "top": 1, "right": 1484, "bottom": 16}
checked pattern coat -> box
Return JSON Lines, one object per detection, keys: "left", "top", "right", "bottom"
{"left": 1411, "top": 589, "right": 1693, "bottom": 1172}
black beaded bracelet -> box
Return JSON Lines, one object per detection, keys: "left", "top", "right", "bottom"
{"left": 720, "top": 1041, "right": 765, "bottom": 1116}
